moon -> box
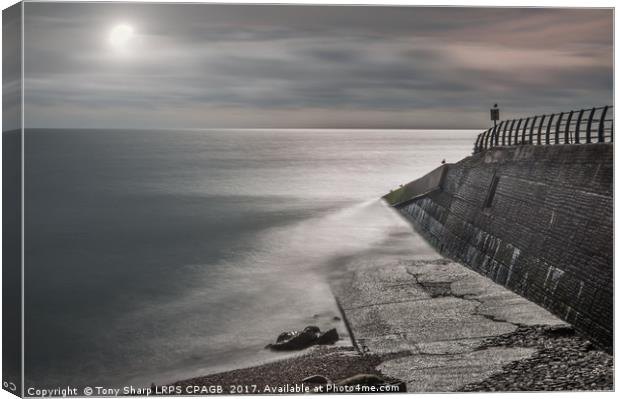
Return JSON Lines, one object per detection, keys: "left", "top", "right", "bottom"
{"left": 109, "top": 24, "right": 134, "bottom": 50}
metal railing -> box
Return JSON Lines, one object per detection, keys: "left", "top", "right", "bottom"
{"left": 473, "top": 105, "right": 614, "bottom": 154}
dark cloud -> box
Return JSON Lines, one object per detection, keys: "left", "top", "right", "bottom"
{"left": 21, "top": 3, "right": 613, "bottom": 129}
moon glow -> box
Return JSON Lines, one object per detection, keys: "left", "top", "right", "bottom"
{"left": 109, "top": 24, "right": 134, "bottom": 50}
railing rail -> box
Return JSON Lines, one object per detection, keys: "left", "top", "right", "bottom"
{"left": 473, "top": 105, "right": 613, "bottom": 154}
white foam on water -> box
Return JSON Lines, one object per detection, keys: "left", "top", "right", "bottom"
{"left": 118, "top": 199, "right": 437, "bottom": 387}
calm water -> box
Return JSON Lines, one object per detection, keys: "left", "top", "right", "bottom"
{"left": 24, "top": 129, "right": 476, "bottom": 389}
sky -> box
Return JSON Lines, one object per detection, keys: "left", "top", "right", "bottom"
{"left": 15, "top": 2, "right": 614, "bottom": 129}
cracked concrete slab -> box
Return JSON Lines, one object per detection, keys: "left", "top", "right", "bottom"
{"left": 335, "top": 265, "right": 429, "bottom": 310}
{"left": 331, "top": 247, "right": 568, "bottom": 392}
{"left": 347, "top": 295, "right": 515, "bottom": 344}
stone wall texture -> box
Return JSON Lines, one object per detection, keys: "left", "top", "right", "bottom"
{"left": 394, "top": 143, "right": 613, "bottom": 350}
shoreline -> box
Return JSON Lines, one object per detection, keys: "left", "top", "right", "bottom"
{"left": 165, "top": 206, "right": 613, "bottom": 393}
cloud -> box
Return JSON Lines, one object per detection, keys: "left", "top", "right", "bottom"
{"left": 21, "top": 3, "right": 612, "bottom": 129}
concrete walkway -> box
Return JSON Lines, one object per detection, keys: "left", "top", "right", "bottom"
{"left": 331, "top": 240, "right": 568, "bottom": 392}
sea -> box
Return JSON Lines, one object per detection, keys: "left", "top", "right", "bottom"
{"left": 23, "top": 128, "right": 477, "bottom": 389}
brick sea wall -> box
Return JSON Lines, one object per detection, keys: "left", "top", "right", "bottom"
{"left": 395, "top": 143, "right": 613, "bottom": 350}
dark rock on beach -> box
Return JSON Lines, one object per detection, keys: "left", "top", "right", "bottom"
{"left": 267, "top": 326, "right": 339, "bottom": 351}
{"left": 316, "top": 328, "right": 339, "bottom": 345}
{"left": 276, "top": 331, "right": 296, "bottom": 343}
{"left": 267, "top": 330, "right": 317, "bottom": 351}
{"left": 302, "top": 375, "right": 331, "bottom": 384}
{"left": 304, "top": 326, "right": 321, "bottom": 336}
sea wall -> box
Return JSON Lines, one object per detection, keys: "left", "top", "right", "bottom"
{"left": 387, "top": 143, "right": 613, "bottom": 350}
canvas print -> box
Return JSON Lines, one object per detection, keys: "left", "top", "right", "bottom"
{"left": 1, "top": 1, "right": 614, "bottom": 396}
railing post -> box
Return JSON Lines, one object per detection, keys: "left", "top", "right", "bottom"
{"left": 586, "top": 107, "right": 596, "bottom": 143}
{"left": 508, "top": 119, "right": 517, "bottom": 146}
{"left": 483, "top": 128, "right": 493, "bottom": 149}
{"left": 545, "top": 114, "right": 554, "bottom": 145}
{"left": 598, "top": 105, "right": 609, "bottom": 142}
{"left": 564, "top": 110, "right": 574, "bottom": 144}
{"left": 529, "top": 115, "right": 538, "bottom": 144}
{"left": 487, "top": 126, "right": 494, "bottom": 148}
{"left": 501, "top": 119, "right": 510, "bottom": 146}
{"left": 521, "top": 117, "right": 530, "bottom": 144}
{"left": 555, "top": 112, "right": 564, "bottom": 144}
{"left": 494, "top": 121, "right": 504, "bottom": 146}
{"left": 574, "top": 109, "right": 585, "bottom": 144}
{"left": 537, "top": 115, "right": 546, "bottom": 145}
{"left": 513, "top": 119, "right": 523, "bottom": 145}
